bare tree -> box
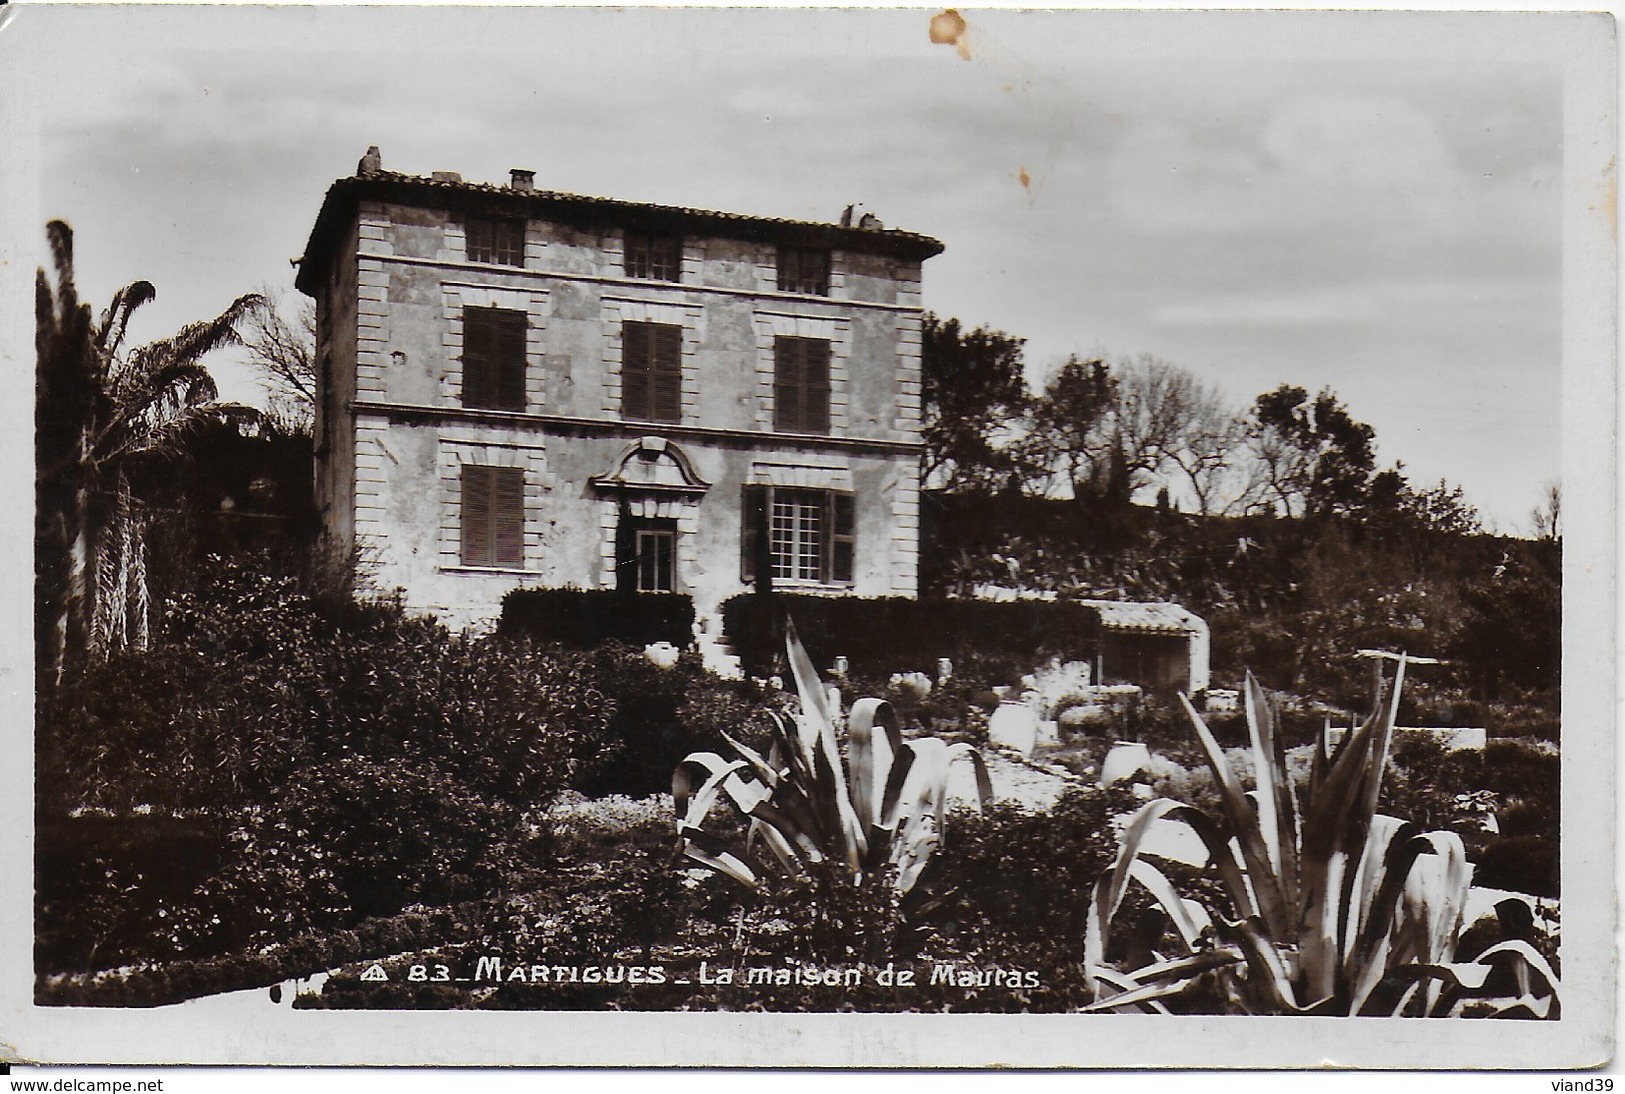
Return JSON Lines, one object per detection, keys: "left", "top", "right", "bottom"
{"left": 1160, "top": 383, "right": 1265, "bottom": 516}
{"left": 1112, "top": 355, "right": 1189, "bottom": 486}
{"left": 1531, "top": 481, "right": 1561, "bottom": 542}
{"left": 1027, "top": 354, "right": 1267, "bottom": 512}
{"left": 242, "top": 287, "right": 316, "bottom": 435}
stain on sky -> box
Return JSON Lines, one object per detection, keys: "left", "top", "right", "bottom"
{"left": 929, "top": 8, "right": 1095, "bottom": 204}
{"left": 929, "top": 10, "right": 971, "bottom": 60}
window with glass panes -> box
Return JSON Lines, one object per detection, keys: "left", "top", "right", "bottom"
{"left": 776, "top": 246, "right": 830, "bottom": 295}
{"left": 466, "top": 216, "right": 526, "bottom": 267}
{"left": 740, "top": 485, "right": 855, "bottom": 585}
{"left": 624, "top": 233, "right": 682, "bottom": 282}
{"left": 616, "top": 514, "right": 677, "bottom": 592}
{"left": 635, "top": 528, "right": 676, "bottom": 592}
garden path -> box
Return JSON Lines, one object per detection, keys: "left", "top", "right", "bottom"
{"left": 947, "top": 749, "right": 1072, "bottom": 812}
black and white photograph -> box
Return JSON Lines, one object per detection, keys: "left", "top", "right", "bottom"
{"left": 1, "top": 1, "right": 1614, "bottom": 1073}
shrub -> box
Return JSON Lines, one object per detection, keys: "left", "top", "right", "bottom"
{"left": 1474, "top": 837, "right": 1559, "bottom": 899}
{"left": 207, "top": 756, "right": 542, "bottom": 939}
{"left": 571, "top": 645, "right": 777, "bottom": 798}
{"left": 35, "top": 814, "right": 228, "bottom": 973}
{"left": 925, "top": 786, "right": 1135, "bottom": 955}
{"left": 719, "top": 593, "right": 1101, "bottom": 681}
{"left": 37, "top": 556, "right": 616, "bottom": 964}
{"left": 38, "top": 557, "right": 612, "bottom": 815}
{"left": 499, "top": 587, "right": 695, "bottom": 649}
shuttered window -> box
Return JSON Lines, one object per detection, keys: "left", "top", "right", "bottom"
{"left": 773, "top": 336, "right": 831, "bottom": 434}
{"left": 467, "top": 216, "right": 526, "bottom": 266}
{"left": 622, "top": 321, "right": 682, "bottom": 423}
{"left": 460, "top": 465, "right": 525, "bottom": 568}
{"left": 462, "top": 307, "right": 527, "bottom": 411}
{"left": 830, "top": 492, "right": 856, "bottom": 585}
{"left": 776, "top": 246, "right": 830, "bottom": 295}
{"left": 740, "top": 485, "right": 855, "bottom": 586}
{"left": 625, "top": 233, "right": 682, "bottom": 282}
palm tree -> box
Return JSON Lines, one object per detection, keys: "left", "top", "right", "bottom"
{"left": 36, "top": 220, "right": 261, "bottom": 690}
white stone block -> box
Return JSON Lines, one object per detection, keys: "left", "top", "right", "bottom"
{"left": 1100, "top": 741, "right": 1152, "bottom": 787}
{"left": 988, "top": 701, "right": 1039, "bottom": 757}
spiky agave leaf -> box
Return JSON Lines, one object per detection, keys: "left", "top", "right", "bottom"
{"left": 1341, "top": 816, "right": 1431, "bottom": 1014}
{"left": 673, "top": 753, "right": 771, "bottom": 887}
{"left": 671, "top": 616, "right": 991, "bottom": 901}
{"left": 1177, "top": 692, "right": 1292, "bottom": 942}
{"left": 1390, "top": 939, "right": 1561, "bottom": 1018}
{"left": 1082, "top": 950, "right": 1242, "bottom": 1013}
{"left": 882, "top": 737, "right": 989, "bottom": 894}
{"left": 1243, "top": 672, "right": 1301, "bottom": 915}
{"left": 1295, "top": 657, "right": 1407, "bottom": 1005}
{"left": 846, "top": 697, "right": 902, "bottom": 830}
{"left": 782, "top": 620, "right": 868, "bottom": 873}
{"left": 1386, "top": 831, "right": 1475, "bottom": 1015}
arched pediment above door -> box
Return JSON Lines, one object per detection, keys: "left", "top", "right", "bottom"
{"left": 590, "top": 436, "right": 710, "bottom": 497}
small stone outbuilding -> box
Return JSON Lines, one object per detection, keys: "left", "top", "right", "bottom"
{"left": 1075, "top": 599, "right": 1211, "bottom": 697}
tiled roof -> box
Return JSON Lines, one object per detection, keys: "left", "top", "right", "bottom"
{"left": 296, "top": 168, "right": 944, "bottom": 294}
{"left": 1074, "top": 599, "right": 1205, "bottom": 636}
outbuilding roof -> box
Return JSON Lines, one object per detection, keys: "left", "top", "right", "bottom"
{"left": 1074, "top": 599, "right": 1207, "bottom": 636}
{"left": 296, "top": 167, "right": 945, "bottom": 295}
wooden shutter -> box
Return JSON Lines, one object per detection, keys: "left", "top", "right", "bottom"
{"left": 464, "top": 307, "right": 527, "bottom": 411}
{"left": 622, "top": 322, "right": 681, "bottom": 423}
{"left": 461, "top": 465, "right": 492, "bottom": 565}
{"left": 461, "top": 464, "right": 524, "bottom": 567}
{"left": 622, "top": 321, "right": 650, "bottom": 420}
{"left": 775, "top": 337, "right": 830, "bottom": 433}
{"left": 773, "top": 338, "right": 801, "bottom": 431}
{"left": 494, "top": 310, "right": 527, "bottom": 410}
{"left": 651, "top": 324, "right": 681, "bottom": 422}
{"left": 741, "top": 484, "right": 768, "bottom": 583}
{"left": 463, "top": 310, "right": 494, "bottom": 409}
{"left": 828, "top": 491, "right": 855, "bottom": 584}
{"left": 802, "top": 339, "right": 830, "bottom": 433}
{"left": 492, "top": 466, "right": 525, "bottom": 567}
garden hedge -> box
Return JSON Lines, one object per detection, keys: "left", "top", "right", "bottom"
{"left": 500, "top": 588, "right": 694, "bottom": 649}
{"left": 719, "top": 593, "right": 1102, "bottom": 680}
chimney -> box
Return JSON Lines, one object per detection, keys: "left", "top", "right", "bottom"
{"left": 510, "top": 169, "right": 536, "bottom": 191}
{"left": 431, "top": 170, "right": 463, "bottom": 183}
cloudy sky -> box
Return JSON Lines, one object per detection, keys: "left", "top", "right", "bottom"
{"left": 7, "top": 5, "right": 1602, "bottom": 531}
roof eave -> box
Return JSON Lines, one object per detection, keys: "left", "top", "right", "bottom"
{"left": 296, "top": 172, "right": 945, "bottom": 296}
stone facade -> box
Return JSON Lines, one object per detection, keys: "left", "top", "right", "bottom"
{"left": 296, "top": 158, "right": 943, "bottom": 633}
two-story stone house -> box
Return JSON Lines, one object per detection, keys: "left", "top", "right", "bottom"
{"left": 294, "top": 152, "right": 943, "bottom": 640}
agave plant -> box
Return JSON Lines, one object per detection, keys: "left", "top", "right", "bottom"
{"left": 1084, "top": 659, "right": 1560, "bottom": 1017}
{"left": 673, "top": 620, "right": 991, "bottom": 895}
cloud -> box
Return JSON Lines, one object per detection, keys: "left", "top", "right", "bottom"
{"left": 1154, "top": 289, "right": 1382, "bottom": 327}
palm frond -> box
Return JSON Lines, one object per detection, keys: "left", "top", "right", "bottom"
{"left": 96, "top": 280, "right": 157, "bottom": 359}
